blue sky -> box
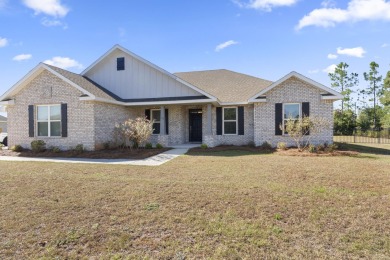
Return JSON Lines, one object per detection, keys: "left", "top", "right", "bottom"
{"left": 1, "top": 0, "right": 390, "bottom": 114}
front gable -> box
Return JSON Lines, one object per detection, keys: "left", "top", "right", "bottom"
{"left": 248, "top": 71, "right": 343, "bottom": 103}
{"left": 82, "top": 45, "right": 215, "bottom": 101}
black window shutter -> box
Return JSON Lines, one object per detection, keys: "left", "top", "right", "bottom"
{"left": 117, "top": 57, "right": 125, "bottom": 71}
{"left": 275, "top": 103, "right": 283, "bottom": 136}
{"left": 28, "top": 105, "right": 34, "bottom": 137}
{"left": 302, "top": 102, "right": 310, "bottom": 135}
{"left": 238, "top": 106, "right": 244, "bottom": 135}
{"left": 165, "top": 109, "right": 169, "bottom": 135}
{"left": 216, "top": 107, "right": 222, "bottom": 135}
{"left": 145, "top": 109, "right": 151, "bottom": 120}
{"left": 61, "top": 103, "right": 68, "bottom": 137}
{"left": 302, "top": 102, "right": 310, "bottom": 117}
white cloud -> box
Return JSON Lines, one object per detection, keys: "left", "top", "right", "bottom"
{"left": 23, "top": 0, "right": 69, "bottom": 17}
{"left": 41, "top": 17, "right": 67, "bottom": 28}
{"left": 13, "top": 54, "right": 32, "bottom": 61}
{"left": 308, "top": 69, "right": 319, "bottom": 74}
{"left": 233, "top": 0, "right": 298, "bottom": 12}
{"left": 337, "top": 46, "right": 366, "bottom": 58}
{"left": 44, "top": 57, "right": 83, "bottom": 69}
{"left": 0, "top": 37, "right": 8, "bottom": 47}
{"left": 321, "top": 0, "right": 336, "bottom": 8}
{"left": 327, "top": 53, "right": 338, "bottom": 59}
{"left": 0, "top": 0, "right": 8, "bottom": 9}
{"left": 215, "top": 40, "right": 238, "bottom": 52}
{"left": 296, "top": 0, "right": 390, "bottom": 30}
{"left": 323, "top": 64, "right": 337, "bottom": 73}
{"left": 381, "top": 43, "right": 389, "bottom": 47}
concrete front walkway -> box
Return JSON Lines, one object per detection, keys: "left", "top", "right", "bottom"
{"left": 0, "top": 144, "right": 199, "bottom": 166}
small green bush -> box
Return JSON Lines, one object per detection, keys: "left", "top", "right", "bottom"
{"left": 31, "top": 140, "right": 46, "bottom": 153}
{"left": 326, "top": 143, "right": 338, "bottom": 153}
{"left": 103, "top": 142, "right": 110, "bottom": 150}
{"left": 200, "top": 144, "right": 208, "bottom": 149}
{"left": 259, "top": 141, "right": 273, "bottom": 150}
{"left": 308, "top": 144, "right": 316, "bottom": 153}
{"left": 145, "top": 143, "right": 153, "bottom": 149}
{"left": 277, "top": 142, "right": 287, "bottom": 150}
{"left": 316, "top": 144, "right": 325, "bottom": 152}
{"left": 11, "top": 144, "right": 23, "bottom": 152}
{"left": 74, "top": 144, "right": 84, "bottom": 153}
{"left": 156, "top": 143, "right": 163, "bottom": 149}
{"left": 0, "top": 143, "right": 4, "bottom": 148}
{"left": 51, "top": 146, "right": 61, "bottom": 153}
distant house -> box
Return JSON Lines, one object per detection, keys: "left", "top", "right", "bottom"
{"left": 0, "top": 45, "right": 342, "bottom": 150}
{"left": 0, "top": 115, "right": 7, "bottom": 133}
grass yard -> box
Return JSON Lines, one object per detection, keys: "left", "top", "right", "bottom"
{"left": 0, "top": 145, "right": 389, "bottom": 259}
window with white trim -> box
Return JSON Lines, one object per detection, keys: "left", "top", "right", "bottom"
{"left": 37, "top": 105, "right": 61, "bottom": 137}
{"left": 223, "top": 107, "right": 237, "bottom": 135}
{"left": 151, "top": 109, "right": 161, "bottom": 135}
{"left": 283, "top": 103, "right": 300, "bottom": 134}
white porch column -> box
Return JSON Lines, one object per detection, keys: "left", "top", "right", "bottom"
{"left": 160, "top": 106, "right": 166, "bottom": 135}
{"left": 206, "top": 104, "right": 212, "bottom": 135}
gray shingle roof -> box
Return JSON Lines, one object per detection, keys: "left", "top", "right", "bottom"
{"left": 174, "top": 69, "right": 273, "bottom": 103}
{"left": 46, "top": 64, "right": 117, "bottom": 101}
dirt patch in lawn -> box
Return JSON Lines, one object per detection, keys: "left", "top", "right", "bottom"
{"left": 0, "top": 148, "right": 170, "bottom": 159}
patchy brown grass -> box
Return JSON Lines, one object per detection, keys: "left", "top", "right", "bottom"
{"left": 0, "top": 146, "right": 389, "bottom": 259}
{"left": 0, "top": 147, "right": 169, "bottom": 159}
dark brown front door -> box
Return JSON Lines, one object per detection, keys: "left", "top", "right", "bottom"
{"left": 189, "top": 109, "right": 202, "bottom": 142}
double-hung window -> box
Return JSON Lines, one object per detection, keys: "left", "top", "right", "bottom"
{"left": 37, "top": 105, "right": 61, "bottom": 137}
{"left": 223, "top": 107, "right": 237, "bottom": 135}
{"left": 283, "top": 103, "right": 300, "bottom": 134}
{"left": 151, "top": 109, "right": 161, "bottom": 135}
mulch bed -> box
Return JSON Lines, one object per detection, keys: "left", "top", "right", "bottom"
{"left": 188, "top": 145, "right": 359, "bottom": 157}
{"left": 0, "top": 148, "right": 170, "bottom": 160}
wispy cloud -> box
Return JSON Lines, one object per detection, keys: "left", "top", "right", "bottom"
{"left": 41, "top": 17, "right": 67, "bottom": 28}
{"left": 337, "top": 46, "right": 366, "bottom": 58}
{"left": 233, "top": 0, "right": 298, "bottom": 12}
{"left": 13, "top": 54, "right": 32, "bottom": 61}
{"left": 323, "top": 64, "right": 337, "bottom": 73}
{"left": 296, "top": 0, "right": 390, "bottom": 30}
{"left": 215, "top": 40, "right": 238, "bottom": 52}
{"left": 0, "top": 0, "right": 8, "bottom": 9}
{"left": 44, "top": 56, "right": 83, "bottom": 70}
{"left": 0, "top": 37, "right": 8, "bottom": 47}
{"left": 23, "top": 0, "right": 69, "bottom": 17}
{"left": 327, "top": 53, "right": 338, "bottom": 59}
{"left": 381, "top": 43, "right": 389, "bottom": 48}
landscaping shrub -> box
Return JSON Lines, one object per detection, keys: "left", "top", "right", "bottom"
{"left": 277, "top": 142, "right": 287, "bottom": 150}
{"left": 200, "top": 144, "right": 208, "bottom": 149}
{"left": 10, "top": 145, "right": 23, "bottom": 152}
{"left": 308, "top": 144, "right": 316, "bottom": 153}
{"left": 51, "top": 146, "right": 61, "bottom": 153}
{"left": 316, "top": 144, "right": 325, "bottom": 152}
{"left": 326, "top": 143, "right": 338, "bottom": 153}
{"left": 145, "top": 143, "right": 153, "bottom": 149}
{"left": 259, "top": 141, "right": 273, "bottom": 150}
{"left": 103, "top": 142, "right": 110, "bottom": 150}
{"left": 247, "top": 141, "right": 255, "bottom": 148}
{"left": 31, "top": 140, "right": 46, "bottom": 153}
{"left": 156, "top": 143, "right": 163, "bottom": 149}
{"left": 74, "top": 144, "right": 84, "bottom": 153}
{"left": 114, "top": 117, "right": 154, "bottom": 149}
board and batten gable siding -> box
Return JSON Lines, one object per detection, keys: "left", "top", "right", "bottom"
{"left": 84, "top": 49, "right": 203, "bottom": 100}
{"left": 6, "top": 70, "right": 96, "bottom": 150}
{"left": 253, "top": 77, "right": 334, "bottom": 147}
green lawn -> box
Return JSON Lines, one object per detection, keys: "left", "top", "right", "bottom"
{"left": 0, "top": 145, "right": 389, "bottom": 259}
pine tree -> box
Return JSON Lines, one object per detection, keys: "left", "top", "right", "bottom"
{"left": 328, "top": 62, "right": 358, "bottom": 112}
{"left": 363, "top": 62, "right": 383, "bottom": 129}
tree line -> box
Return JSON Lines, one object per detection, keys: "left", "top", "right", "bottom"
{"left": 329, "top": 62, "right": 390, "bottom": 135}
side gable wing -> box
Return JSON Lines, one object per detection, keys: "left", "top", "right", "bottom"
{"left": 82, "top": 45, "right": 216, "bottom": 101}
{"left": 248, "top": 71, "right": 343, "bottom": 102}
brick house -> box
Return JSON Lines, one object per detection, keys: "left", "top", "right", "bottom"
{"left": 0, "top": 45, "right": 342, "bottom": 150}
